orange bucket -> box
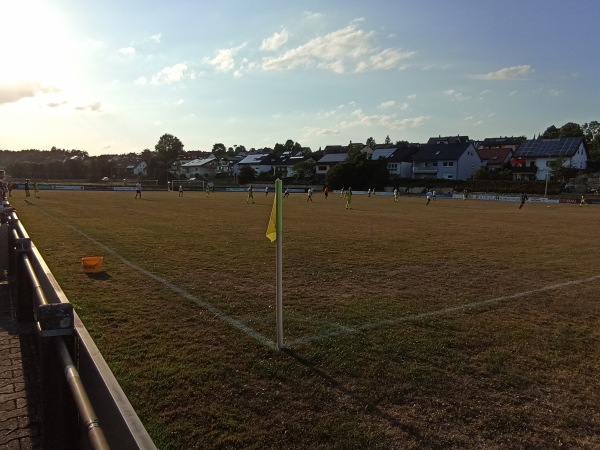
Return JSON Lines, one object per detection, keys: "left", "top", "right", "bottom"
{"left": 82, "top": 256, "right": 104, "bottom": 273}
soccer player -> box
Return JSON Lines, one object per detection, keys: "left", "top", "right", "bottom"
{"left": 206, "top": 184, "right": 211, "bottom": 197}
{"left": 393, "top": 188, "right": 398, "bottom": 202}
{"left": 518, "top": 193, "right": 528, "bottom": 209}
{"left": 284, "top": 187, "right": 290, "bottom": 198}
{"left": 247, "top": 184, "right": 255, "bottom": 204}
{"left": 307, "top": 187, "right": 313, "bottom": 202}
{"left": 24, "top": 179, "right": 30, "bottom": 198}
{"left": 425, "top": 190, "right": 432, "bottom": 206}
{"left": 135, "top": 182, "right": 142, "bottom": 199}
{"left": 345, "top": 187, "right": 352, "bottom": 210}
{"left": 323, "top": 186, "right": 329, "bottom": 199}
{"left": 339, "top": 187, "right": 345, "bottom": 199}
{"left": 178, "top": 185, "right": 183, "bottom": 197}
{"left": 33, "top": 180, "right": 39, "bottom": 198}
{"left": 579, "top": 194, "right": 589, "bottom": 207}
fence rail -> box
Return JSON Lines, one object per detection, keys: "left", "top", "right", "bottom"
{"left": 2, "top": 200, "right": 156, "bottom": 450}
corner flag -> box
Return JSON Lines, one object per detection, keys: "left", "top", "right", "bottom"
{"left": 265, "top": 179, "right": 284, "bottom": 349}
{"left": 266, "top": 193, "right": 277, "bottom": 242}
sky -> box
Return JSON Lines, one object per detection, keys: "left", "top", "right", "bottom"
{"left": 1, "top": 0, "right": 599, "bottom": 156}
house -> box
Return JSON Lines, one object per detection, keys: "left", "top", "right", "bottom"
{"left": 511, "top": 137, "right": 589, "bottom": 181}
{"left": 315, "top": 144, "right": 373, "bottom": 177}
{"left": 263, "top": 150, "right": 311, "bottom": 178}
{"left": 110, "top": 157, "right": 147, "bottom": 178}
{"left": 427, "top": 135, "right": 470, "bottom": 145}
{"left": 315, "top": 153, "right": 347, "bottom": 177}
{"left": 371, "top": 145, "right": 420, "bottom": 179}
{"left": 412, "top": 139, "right": 482, "bottom": 180}
{"left": 477, "top": 136, "right": 525, "bottom": 152}
{"left": 177, "top": 154, "right": 218, "bottom": 179}
{"left": 477, "top": 147, "right": 514, "bottom": 171}
{"left": 236, "top": 152, "right": 271, "bottom": 176}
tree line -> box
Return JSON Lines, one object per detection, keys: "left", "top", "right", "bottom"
{"left": 2, "top": 121, "right": 599, "bottom": 185}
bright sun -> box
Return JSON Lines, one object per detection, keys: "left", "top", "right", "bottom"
{"left": 0, "top": 0, "right": 72, "bottom": 90}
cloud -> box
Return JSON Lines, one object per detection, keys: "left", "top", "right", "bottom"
{"left": 549, "top": 89, "right": 563, "bottom": 97}
{"left": 150, "top": 63, "right": 189, "bottom": 84}
{"left": 443, "top": 89, "right": 470, "bottom": 101}
{"left": 472, "top": 65, "right": 532, "bottom": 80}
{"left": 339, "top": 108, "right": 426, "bottom": 130}
{"left": 380, "top": 100, "right": 396, "bottom": 109}
{"left": 75, "top": 101, "right": 102, "bottom": 112}
{"left": 303, "top": 11, "right": 322, "bottom": 20}
{"left": 148, "top": 33, "right": 162, "bottom": 44}
{"left": 367, "top": 48, "right": 414, "bottom": 71}
{"left": 261, "top": 25, "right": 413, "bottom": 74}
{"left": 0, "top": 81, "right": 60, "bottom": 104}
{"left": 118, "top": 47, "right": 136, "bottom": 57}
{"left": 207, "top": 44, "right": 246, "bottom": 72}
{"left": 303, "top": 127, "right": 340, "bottom": 138}
{"left": 261, "top": 29, "right": 289, "bottom": 51}
{"left": 47, "top": 101, "right": 67, "bottom": 108}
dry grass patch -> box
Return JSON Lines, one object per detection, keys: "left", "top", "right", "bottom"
{"left": 13, "top": 190, "right": 600, "bottom": 449}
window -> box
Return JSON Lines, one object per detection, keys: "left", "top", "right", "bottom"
{"left": 318, "top": 166, "right": 327, "bottom": 171}
{"left": 388, "top": 163, "right": 398, "bottom": 171}
{"left": 442, "top": 161, "right": 455, "bottom": 167}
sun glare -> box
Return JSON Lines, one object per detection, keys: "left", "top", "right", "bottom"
{"left": 0, "top": 0, "right": 73, "bottom": 92}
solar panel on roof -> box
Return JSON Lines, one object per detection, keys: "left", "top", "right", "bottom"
{"left": 516, "top": 138, "right": 580, "bottom": 158}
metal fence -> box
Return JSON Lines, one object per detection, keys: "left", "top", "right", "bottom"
{"left": 2, "top": 200, "right": 156, "bottom": 450}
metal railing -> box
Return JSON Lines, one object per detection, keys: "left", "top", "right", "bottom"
{"left": 3, "top": 201, "right": 156, "bottom": 450}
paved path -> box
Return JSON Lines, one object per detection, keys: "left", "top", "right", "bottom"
{"left": 0, "top": 283, "right": 42, "bottom": 449}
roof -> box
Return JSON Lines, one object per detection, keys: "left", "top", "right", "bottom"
{"left": 426, "top": 135, "right": 470, "bottom": 145}
{"left": 479, "top": 136, "right": 525, "bottom": 148}
{"left": 371, "top": 148, "right": 396, "bottom": 160}
{"left": 317, "top": 153, "right": 348, "bottom": 164}
{"left": 181, "top": 154, "right": 216, "bottom": 168}
{"left": 413, "top": 142, "right": 472, "bottom": 161}
{"left": 238, "top": 153, "right": 269, "bottom": 165}
{"left": 477, "top": 148, "right": 513, "bottom": 165}
{"left": 387, "top": 147, "right": 420, "bottom": 163}
{"left": 515, "top": 137, "right": 584, "bottom": 158}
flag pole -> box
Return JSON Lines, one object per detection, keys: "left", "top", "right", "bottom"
{"left": 275, "top": 179, "right": 284, "bottom": 349}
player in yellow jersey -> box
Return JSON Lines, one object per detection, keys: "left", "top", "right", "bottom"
{"left": 247, "top": 184, "right": 255, "bottom": 204}
{"left": 345, "top": 187, "right": 352, "bottom": 210}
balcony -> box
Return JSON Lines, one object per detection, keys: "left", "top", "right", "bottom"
{"left": 511, "top": 166, "right": 537, "bottom": 174}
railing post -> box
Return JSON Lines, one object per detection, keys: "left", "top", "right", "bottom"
{"left": 41, "top": 335, "right": 79, "bottom": 449}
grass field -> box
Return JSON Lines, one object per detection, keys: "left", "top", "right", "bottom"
{"left": 13, "top": 189, "right": 600, "bottom": 449}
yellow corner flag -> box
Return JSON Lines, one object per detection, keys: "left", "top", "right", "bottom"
{"left": 266, "top": 191, "right": 277, "bottom": 242}
{"left": 266, "top": 179, "right": 282, "bottom": 243}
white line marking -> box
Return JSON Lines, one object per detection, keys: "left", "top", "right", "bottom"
{"left": 39, "top": 211, "right": 278, "bottom": 350}
{"left": 38, "top": 210, "right": 600, "bottom": 351}
{"left": 287, "top": 274, "right": 600, "bottom": 347}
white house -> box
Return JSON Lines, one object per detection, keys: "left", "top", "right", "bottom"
{"left": 512, "top": 137, "right": 589, "bottom": 181}
{"left": 412, "top": 140, "right": 482, "bottom": 180}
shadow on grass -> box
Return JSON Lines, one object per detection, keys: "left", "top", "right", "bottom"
{"left": 281, "top": 347, "right": 423, "bottom": 441}
{"left": 85, "top": 272, "right": 111, "bottom": 281}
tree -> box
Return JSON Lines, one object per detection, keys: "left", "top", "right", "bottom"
{"left": 155, "top": 134, "right": 183, "bottom": 162}
{"left": 237, "top": 166, "right": 257, "bottom": 184}
{"left": 384, "top": 135, "right": 391, "bottom": 145}
{"left": 366, "top": 137, "right": 376, "bottom": 149}
{"left": 212, "top": 143, "right": 226, "bottom": 158}
{"left": 154, "top": 134, "right": 183, "bottom": 183}
{"left": 291, "top": 160, "right": 315, "bottom": 180}
{"left": 582, "top": 121, "right": 600, "bottom": 160}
